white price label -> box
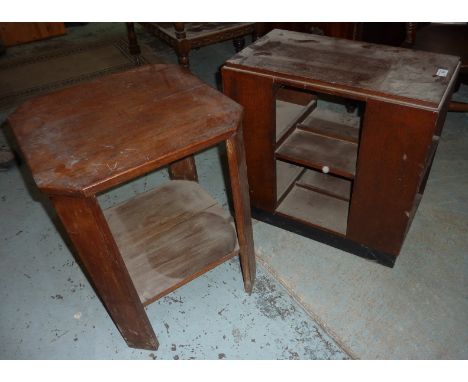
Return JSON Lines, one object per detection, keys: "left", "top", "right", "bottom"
{"left": 436, "top": 68, "right": 448, "bottom": 77}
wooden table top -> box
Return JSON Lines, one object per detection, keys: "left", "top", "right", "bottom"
{"left": 8, "top": 64, "right": 242, "bottom": 196}
{"left": 224, "top": 29, "right": 461, "bottom": 109}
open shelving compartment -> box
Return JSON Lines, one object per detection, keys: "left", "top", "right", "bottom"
{"left": 274, "top": 86, "right": 363, "bottom": 236}
{"left": 102, "top": 180, "right": 238, "bottom": 306}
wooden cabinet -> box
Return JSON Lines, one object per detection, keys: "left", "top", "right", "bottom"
{"left": 0, "top": 22, "right": 66, "bottom": 47}
{"left": 222, "top": 29, "right": 460, "bottom": 266}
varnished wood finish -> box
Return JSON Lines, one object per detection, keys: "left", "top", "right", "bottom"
{"left": 8, "top": 65, "right": 241, "bottom": 196}
{"left": 276, "top": 86, "right": 317, "bottom": 106}
{"left": 51, "top": 194, "right": 159, "bottom": 350}
{"left": 168, "top": 156, "right": 198, "bottom": 181}
{"left": 226, "top": 130, "right": 256, "bottom": 293}
{"left": 9, "top": 63, "right": 256, "bottom": 349}
{"left": 223, "top": 29, "right": 459, "bottom": 263}
{"left": 347, "top": 100, "right": 438, "bottom": 255}
{"left": 222, "top": 68, "right": 276, "bottom": 211}
{"left": 226, "top": 29, "right": 460, "bottom": 109}
{"left": 276, "top": 129, "right": 358, "bottom": 179}
{"left": 0, "top": 22, "right": 66, "bottom": 47}
{"left": 297, "top": 107, "right": 360, "bottom": 144}
{"left": 104, "top": 181, "right": 237, "bottom": 305}
{"left": 296, "top": 170, "right": 351, "bottom": 202}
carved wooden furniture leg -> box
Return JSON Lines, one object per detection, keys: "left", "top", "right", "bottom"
{"left": 176, "top": 47, "right": 190, "bottom": 67}
{"left": 126, "top": 22, "right": 142, "bottom": 65}
{"left": 51, "top": 194, "right": 159, "bottom": 350}
{"left": 173, "top": 22, "right": 190, "bottom": 68}
{"left": 168, "top": 156, "right": 198, "bottom": 181}
{"left": 404, "top": 22, "right": 417, "bottom": 47}
{"left": 226, "top": 128, "right": 256, "bottom": 293}
{"left": 233, "top": 37, "right": 246, "bottom": 53}
{"left": 138, "top": 22, "right": 256, "bottom": 68}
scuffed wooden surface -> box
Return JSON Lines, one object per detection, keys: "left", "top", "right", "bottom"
{"left": 8, "top": 64, "right": 242, "bottom": 195}
{"left": 276, "top": 129, "right": 358, "bottom": 179}
{"left": 226, "top": 29, "right": 460, "bottom": 108}
{"left": 277, "top": 185, "right": 349, "bottom": 235}
{"left": 104, "top": 180, "right": 237, "bottom": 305}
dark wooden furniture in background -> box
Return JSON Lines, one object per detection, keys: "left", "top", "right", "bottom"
{"left": 7, "top": 64, "right": 256, "bottom": 350}
{"left": 256, "top": 22, "right": 362, "bottom": 41}
{"left": 127, "top": 22, "right": 258, "bottom": 67}
{"left": 125, "top": 22, "right": 260, "bottom": 176}
{"left": 222, "top": 29, "right": 460, "bottom": 266}
{"left": 257, "top": 22, "right": 407, "bottom": 47}
{"left": 0, "top": 22, "right": 66, "bottom": 47}
{"left": 404, "top": 22, "right": 468, "bottom": 112}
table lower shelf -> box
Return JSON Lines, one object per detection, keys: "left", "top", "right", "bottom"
{"left": 103, "top": 180, "right": 238, "bottom": 306}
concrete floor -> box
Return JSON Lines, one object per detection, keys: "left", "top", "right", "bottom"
{"left": 0, "top": 23, "right": 348, "bottom": 360}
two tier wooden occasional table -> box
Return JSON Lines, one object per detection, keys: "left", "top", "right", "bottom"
{"left": 7, "top": 64, "right": 256, "bottom": 350}
{"left": 222, "top": 29, "right": 460, "bottom": 267}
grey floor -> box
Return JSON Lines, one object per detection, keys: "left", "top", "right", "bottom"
{"left": 0, "top": 23, "right": 348, "bottom": 360}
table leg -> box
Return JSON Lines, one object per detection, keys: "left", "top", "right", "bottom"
{"left": 51, "top": 194, "right": 159, "bottom": 350}
{"left": 168, "top": 156, "right": 198, "bottom": 181}
{"left": 226, "top": 129, "right": 256, "bottom": 293}
{"left": 233, "top": 37, "right": 245, "bottom": 52}
{"left": 126, "top": 22, "right": 142, "bottom": 65}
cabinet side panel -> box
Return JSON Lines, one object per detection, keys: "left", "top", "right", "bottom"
{"left": 222, "top": 68, "right": 276, "bottom": 211}
{"left": 347, "top": 100, "right": 438, "bottom": 256}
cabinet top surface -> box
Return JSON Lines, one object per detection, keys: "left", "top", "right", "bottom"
{"left": 8, "top": 64, "right": 242, "bottom": 195}
{"left": 224, "top": 29, "right": 460, "bottom": 108}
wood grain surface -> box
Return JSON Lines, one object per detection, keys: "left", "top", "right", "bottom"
{"left": 51, "top": 194, "right": 159, "bottom": 350}
{"left": 296, "top": 169, "right": 352, "bottom": 201}
{"left": 225, "top": 29, "right": 460, "bottom": 109}
{"left": 298, "top": 107, "right": 360, "bottom": 144}
{"left": 104, "top": 180, "right": 238, "bottom": 305}
{"left": 8, "top": 64, "right": 242, "bottom": 196}
{"left": 276, "top": 129, "right": 358, "bottom": 179}
{"left": 347, "top": 99, "right": 438, "bottom": 255}
{"left": 277, "top": 185, "right": 349, "bottom": 236}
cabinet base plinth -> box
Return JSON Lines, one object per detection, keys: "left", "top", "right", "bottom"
{"left": 252, "top": 207, "right": 396, "bottom": 268}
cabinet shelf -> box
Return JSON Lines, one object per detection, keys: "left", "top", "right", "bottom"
{"left": 276, "top": 184, "right": 349, "bottom": 236}
{"left": 296, "top": 169, "right": 352, "bottom": 201}
{"left": 103, "top": 180, "right": 238, "bottom": 306}
{"left": 297, "top": 107, "right": 360, "bottom": 144}
{"left": 276, "top": 128, "right": 358, "bottom": 179}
